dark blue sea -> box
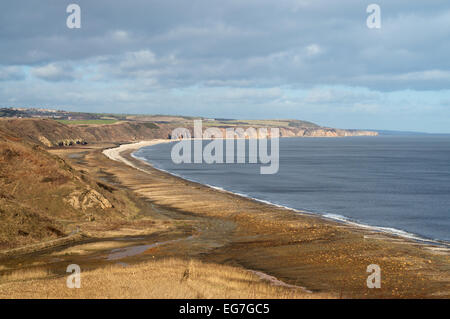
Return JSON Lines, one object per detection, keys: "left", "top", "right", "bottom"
{"left": 133, "top": 136, "right": 450, "bottom": 243}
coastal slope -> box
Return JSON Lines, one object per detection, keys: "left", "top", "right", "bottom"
{"left": 0, "top": 118, "right": 447, "bottom": 299}
{"left": 0, "top": 117, "right": 377, "bottom": 148}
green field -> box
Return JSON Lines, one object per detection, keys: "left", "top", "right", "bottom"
{"left": 56, "top": 119, "right": 118, "bottom": 125}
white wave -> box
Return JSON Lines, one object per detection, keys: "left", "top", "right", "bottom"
{"left": 322, "top": 214, "right": 446, "bottom": 245}
{"left": 205, "top": 184, "right": 225, "bottom": 191}
{"left": 131, "top": 146, "right": 449, "bottom": 247}
{"left": 322, "top": 213, "right": 350, "bottom": 222}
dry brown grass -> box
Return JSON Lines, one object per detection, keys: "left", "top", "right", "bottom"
{"left": 0, "top": 267, "right": 51, "bottom": 283}
{"left": 0, "top": 258, "right": 330, "bottom": 299}
{"left": 0, "top": 132, "right": 167, "bottom": 251}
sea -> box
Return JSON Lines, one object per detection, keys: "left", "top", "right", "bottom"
{"left": 133, "top": 136, "right": 450, "bottom": 244}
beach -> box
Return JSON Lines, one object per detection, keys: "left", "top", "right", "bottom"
{"left": 103, "top": 139, "right": 172, "bottom": 164}
{"left": 0, "top": 139, "right": 448, "bottom": 298}
{"left": 2, "top": 1, "right": 449, "bottom": 302}
{"left": 99, "top": 139, "right": 449, "bottom": 298}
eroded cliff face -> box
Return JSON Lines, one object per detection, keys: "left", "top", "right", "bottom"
{"left": 285, "top": 128, "right": 378, "bottom": 137}
{"left": 0, "top": 118, "right": 377, "bottom": 148}
{"left": 196, "top": 127, "right": 378, "bottom": 138}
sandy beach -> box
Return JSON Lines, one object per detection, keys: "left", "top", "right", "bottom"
{"left": 1, "top": 139, "right": 448, "bottom": 298}
{"left": 104, "top": 139, "right": 449, "bottom": 246}
{"left": 97, "top": 139, "right": 449, "bottom": 298}
{"left": 103, "top": 139, "right": 172, "bottom": 167}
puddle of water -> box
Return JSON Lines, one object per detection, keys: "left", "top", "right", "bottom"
{"left": 106, "top": 236, "right": 194, "bottom": 261}
{"left": 67, "top": 153, "right": 86, "bottom": 159}
{"left": 113, "top": 237, "right": 145, "bottom": 241}
{"left": 107, "top": 243, "right": 160, "bottom": 260}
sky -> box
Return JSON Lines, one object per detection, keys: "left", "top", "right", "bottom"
{"left": 1, "top": 1, "right": 450, "bottom": 133}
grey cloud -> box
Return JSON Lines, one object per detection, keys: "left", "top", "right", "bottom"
{"left": 0, "top": 66, "right": 25, "bottom": 81}
{"left": 1, "top": 0, "right": 450, "bottom": 133}
{"left": 31, "top": 63, "right": 76, "bottom": 82}
{"left": 1, "top": 0, "right": 449, "bottom": 90}
{"left": 304, "top": 88, "right": 381, "bottom": 104}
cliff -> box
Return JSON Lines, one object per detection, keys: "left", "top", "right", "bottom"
{"left": 0, "top": 118, "right": 377, "bottom": 148}
{"left": 0, "top": 128, "right": 153, "bottom": 250}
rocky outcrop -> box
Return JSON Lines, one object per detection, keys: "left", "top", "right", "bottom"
{"left": 65, "top": 188, "right": 113, "bottom": 212}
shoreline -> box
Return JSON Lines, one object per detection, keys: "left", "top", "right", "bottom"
{"left": 104, "top": 139, "right": 449, "bottom": 249}
{"left": 50, "top": 139, "right": 449, "bottom": 298}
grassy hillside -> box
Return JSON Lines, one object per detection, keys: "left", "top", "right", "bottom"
{"left": 0, "top": 130, "right": 154, "bottom": 250}
{"left": 56, "top": 119, "right": 119, "bottom": 125}
{"left": 0, "top": 118, "right": 376, "bottom": 150}
{"left": 0, "top": 118, "right": 171, "bottom": 147}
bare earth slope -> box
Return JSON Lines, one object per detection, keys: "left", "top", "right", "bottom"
{"left": 0, "top": 118, "right": 172, "bottom": 146}
{"left": 0, "top": 129, "right": 158, "bottom": 251}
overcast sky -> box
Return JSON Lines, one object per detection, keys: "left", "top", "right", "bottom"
{"left": 1, "top": 1, "right": 450, "bottom": 132}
